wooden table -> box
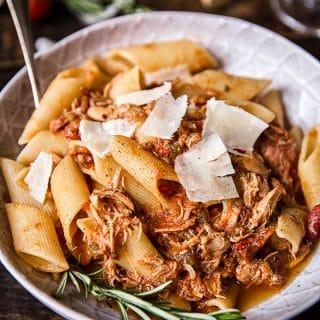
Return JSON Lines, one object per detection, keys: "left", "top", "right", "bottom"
{"left": 0, "top": 1, "right": 319, "bottom": 319}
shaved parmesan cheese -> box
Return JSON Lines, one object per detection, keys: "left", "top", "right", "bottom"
{"left": 102, "top": 119, "right": 137, "bottom": 137}
{"left": 186, "top": 176, "right": 238, "bottom": 203}
{"left": 144, "top": 65, "right": 190, "bottom": 85}
{"left": 203, "top": 98, "right": 268, "bottom": 154}
{"left": 24, "top": 151, "right": 53, "bottom": 204}
{"left": 174, "top": 134, "right": 238, "bottom": 202}
{"left": 140, "top": 93, "right": 188, "bottom": 139}
{"left": 115, "top": 82, "right": 171, "bottom": 106}
{"left": 79, "top": 119, "right": 137, "bottom": 157}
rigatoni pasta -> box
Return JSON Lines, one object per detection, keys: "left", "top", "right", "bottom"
{"left": 299, "top": 125, "right": 320, "bottom": 209}
{"left": 106, "top": 39, "right": 218, "bottom": 73}
{"left": 0, "top": 158, "right": 58, "bottom": 222}
{"left": 5, "top": 203, "right": 68, "bottom": 272}
{"left": 1, "top": 39, "right": 319, "bottom": 316}
{"left": 17, "top": 130, "right": 68, "bottom": 164}
{"left": 51, "top": 155, "right": 90, "bottom": 248}
{"left": 109, "top": 135, "right": 179, "bottom": 208}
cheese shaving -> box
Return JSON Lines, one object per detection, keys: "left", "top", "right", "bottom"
{"left": 79, "top": 119, "right": 137, "bottom": 157}
{"left": 115, "top": 81, "right": 171, "bottom": 106}
{"left": 174, "top": 134, "right": 238, "bottom": 202}
{"left": 144, "top": 65, "right": 190, "bottom": 85}
{"left": 203, "top": 98, "right": 269, "bottom": 154}
{"left": 24, "top": 151, "right": 53, "bottom": 204}
{"left": 140, "top": 93, "right": 188, "bottom": 139}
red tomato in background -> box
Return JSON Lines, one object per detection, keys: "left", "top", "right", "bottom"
{"left": 29, "top": 0, "right": 53, "bottom": 21}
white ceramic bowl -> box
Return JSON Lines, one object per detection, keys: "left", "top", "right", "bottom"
{"left": 0, "top": 12, "right": 320, "bottom": 320}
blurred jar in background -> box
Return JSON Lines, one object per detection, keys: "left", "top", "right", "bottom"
{"left": 271, "top": 0, "right": 320, "bottom": 37}
{"left": 198, "top": 0, "right": 231, "bottom": 9}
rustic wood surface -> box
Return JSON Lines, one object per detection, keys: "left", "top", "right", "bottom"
{"left": 0, "top": 0, "right": 319, "bottom": 319}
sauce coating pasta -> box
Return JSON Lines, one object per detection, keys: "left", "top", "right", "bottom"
{"left": 1, "top": 39, "right": 319, "bottom": 315}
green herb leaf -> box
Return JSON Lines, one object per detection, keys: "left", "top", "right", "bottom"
{"left": 87, "top": 268, "right": 104, "bottom": 276}
{"left": 68, "top": 272, "right": 81, "bottom": 293}
{"left": 172, "top": 311, "right": 218, "bottom": 320}
{"left": 117, "top": 300, "right": 129, "bottom": 320}
{"left": 209, "top": 309, "right": 246, "bottom": 320}
{"left": 54, "top": 267, "right": 246, "bottom": 320}
{"left": 72, "top": 271, "right": 92, "bottom": 287}
{"left": 136, "top": 280, "right": 173, "bottom": 297}
{"left": 53, "top": 272, "right": 68, "bottom": 298}
{"left": 123, "top": 302, "right": 151, "bottom": 320}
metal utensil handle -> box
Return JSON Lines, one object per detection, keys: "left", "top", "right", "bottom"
{"left": 6, "top": 0, "right": 40, "bottom": 108}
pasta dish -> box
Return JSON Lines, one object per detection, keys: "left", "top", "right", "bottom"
{"left": 1, "top": 39, "right": 320, "bottom": 316}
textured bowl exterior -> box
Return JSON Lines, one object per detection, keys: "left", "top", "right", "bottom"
{"left": 0, "top": 12, "right": 319, "bottom": 320}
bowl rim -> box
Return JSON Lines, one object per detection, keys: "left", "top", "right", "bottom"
{"left": 0, "top": 11, "right": 319, "bottom": 320}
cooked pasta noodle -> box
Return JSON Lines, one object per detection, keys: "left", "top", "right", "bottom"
{"left": 5, "top": 203, "right": 68, "bottom": 272}
{"left": 51, "top": 155, "right": 89, "bottom": 248}
{"left": 1, "top": 39, "right": 318, "bottom": 315}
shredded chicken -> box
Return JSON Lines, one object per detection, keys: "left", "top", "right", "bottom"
{"left": 49, "top": 87, "right": 306, "bottom": 311}
{"left": 233, "top": 227, "right": 274, "bottom": 261}
{"left": 215, "top": 199, "right": 242, "bottom": 233}
{"left": 199, "top": 232, "right": 230, "bottom": 274}
{"left": 257, "top": 125, "right": 299, "bottom": 190}
{"left": 236, "top": 259, "right": 286, "bottom": 289}
{"left": 68, "top": 145, "right": 94, "bottom": 169}
{"left": 177, "top": 274, "right": 207, "bottom": 301}
{"left": 232, "top": 152, "right": 269, "bottom": 176}
{"left": 247, "top": 187, "right": 281, "bottom": 230}
{"left": 235, "top": 172, "right": 269, "bottom": 208}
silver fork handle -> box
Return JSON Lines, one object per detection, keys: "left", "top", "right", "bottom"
{"left": 6, "top": 0, "right": 40, "bottom": 108}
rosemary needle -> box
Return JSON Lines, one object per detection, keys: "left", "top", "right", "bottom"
{"left": 54, "top": 267, "right": 246, "bottom": 320}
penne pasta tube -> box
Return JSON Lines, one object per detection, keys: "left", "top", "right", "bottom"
{"left": 82, "top": 57, "right": 112, "bottom": 90}
{"left": 5, "top": 203, "right": 68, "bottom": 273}
{"left": 204, "top": 283, "right": 240, "bottom": 309}
{"left": 51, "top": 155, "right": 90, "bottom": 248}
{"left": 172, "top": 81, "right": 208, "bottom": 99}
{"left": 259, "top": 89, "right": 285, "bottom": 128}
{"left": 18, "top": 64, "right": 110, "bottom": 145}
{"left": 107, "top": 39, "right": 218, "bottom": 73}
{"left": 298, "top": 125, "right": 320, "bottom": 209}
{"left": 95, "top": 155, "right": 162, "bottom": 212}
{"left": 67, "top": 140, "right": 114, "bottom": 188}
{"left": 108, "top": 66, "right": 143, "bottom": 99}
{"left": 276, "top": 208, "right": 307, "bottom": 255}
{"left": 19, "top": 68, "right": 88, "bottom": 145}
{"left": 109, "top": 136, "right": 178, "bottom": 208}
{"left": 116, "top": 224, "right": 163, "bottom": 279}
{"left": 17, "top": 130, "right": 68, "bottom": 164}
{"left": 68, "top": 141, "right": 161, "bottom": 212}
{"left": 0, "top": 158, "right": 58, "bottom": 222}
{"left": 190, "top": 70, "right": 271, "bottom": 101}
{"left": 14, "top": 166, "right": 29, "bottom": 190}
{"left": 101, "top": 54, "right": 132, "bottom": 76}
{"left": 226, "top": 100, "right": 275, "bottom": 123}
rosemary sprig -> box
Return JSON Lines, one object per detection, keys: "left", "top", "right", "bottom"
{"left": 54, "top": 268, "right": 246, "bottom": 320}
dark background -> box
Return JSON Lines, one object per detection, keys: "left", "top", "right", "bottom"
{"left": 0, "top": 0, "right": 319, "bottom": 319}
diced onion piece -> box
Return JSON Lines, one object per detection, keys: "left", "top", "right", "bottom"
{"left": 140, "top": 93, "right": 188, "bottom": 139}
{"left": 203, "top": 98, "right": 268, "bottom": 154}
{"left": 174, "top": 134, "right": 238, "bottom": 202}
{"left": 24, "top": 151, "right": 53, "bottom": 204}
{"left": 115, "top": 81, "right": 171, "bottom": 106}
{"left": 144, "top": 65, "right": 190, "bottom": 85}
{"left": 79, "top": 119, "right": 137, "bottom": 157}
